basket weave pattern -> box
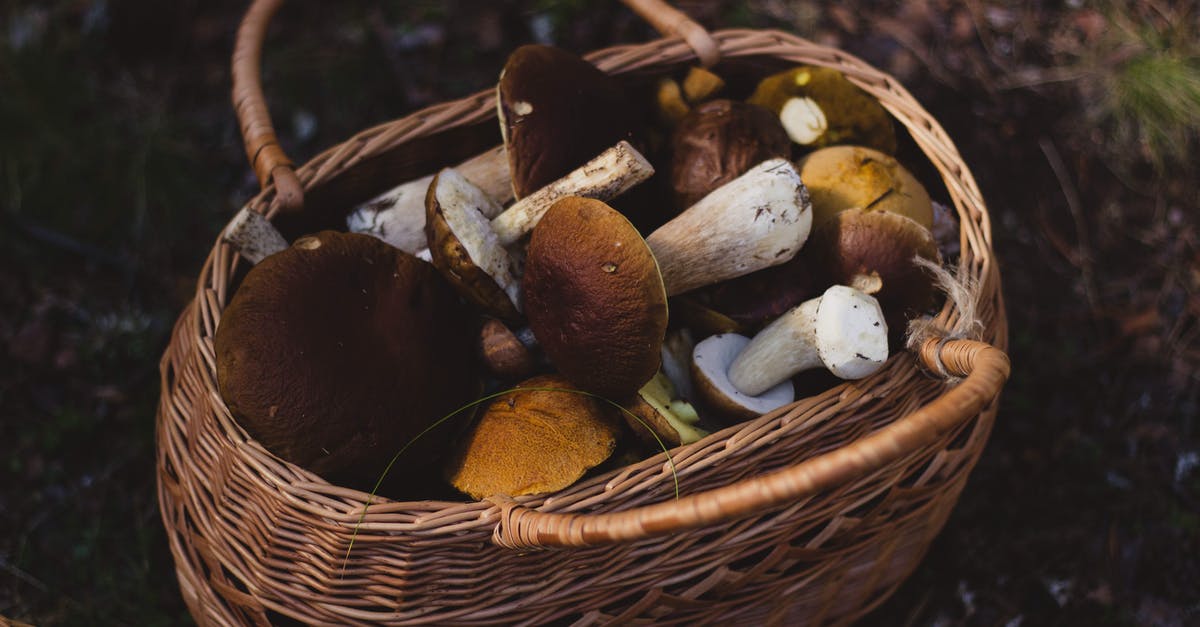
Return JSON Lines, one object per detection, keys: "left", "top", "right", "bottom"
{"left": 158, "top": 27, "right": 1008, "bottom": 626}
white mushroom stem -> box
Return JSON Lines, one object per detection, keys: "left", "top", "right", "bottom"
{"left": 647, "top": 158, "right": 813, "bottom": 296}
{"left": 728, "top": 285, "right": 889, "bottom": 396}
{"left": 223, "top": 208, "right": 287, "bottom": 265}
{"left": 347, "top": 145, "right": 511, "bottom": 254}
{"left": 490, "top": 140, "right": 654, "bottom": 246}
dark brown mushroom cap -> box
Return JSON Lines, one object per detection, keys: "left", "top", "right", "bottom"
{"left": 215, "top": 231, "right": 478, "bottom": 491}
{"left": 698, "top": 252, "right": 822, "bottom": 331}
{"left": 498, "top": 45, "right": 641, "bottom": 199}
{"left": 669, "top": 99, "right": 792, "bottom": 211}
{"left": 445, "top": 374, "right": 621, "bottom": 499}
{"left": 807, "top": 208, "right": 942, "bottom": 334}
{"left": 522, "top": 197, "right": 668, "bottom": 400}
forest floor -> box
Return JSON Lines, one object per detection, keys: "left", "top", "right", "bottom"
{"left": 1, "top": 1, "right": 1197, "bottom": 625}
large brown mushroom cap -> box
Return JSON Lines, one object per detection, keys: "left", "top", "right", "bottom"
{"left": 215, "top": 231, "right": 478, "bottom": 491}
{"left": 446, "top": 375, "right": 621, "bottom": 499}
{"left": 669, "top": 99, "right": 791, "bottom": 211}
{"left": 522, "top": 197, "right": 668, "bottom": 400}
{"left": 798, "top": 145, "right": 933, "bottom": 230}
{"left": 498, "top": 45, "right": 641, "bottom": 199}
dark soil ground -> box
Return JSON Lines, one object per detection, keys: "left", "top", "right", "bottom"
{"left": 2, "top": 1, "right": 1197, "bottom": 625}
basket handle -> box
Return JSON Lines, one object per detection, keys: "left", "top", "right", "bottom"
{"left": 229, "top": 0, "right": 717, "bottom": 213}
{"left": 489, "top": 338, "right": 1010, "bottom": 549}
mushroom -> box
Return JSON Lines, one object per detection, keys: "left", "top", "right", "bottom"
{"left": 669, "top": 99, "right": 791, "bottom": 211}
{"left": 655, "top": 77, "right": 691, "bottom": 127}
{"left": 798, "top": 145, "right": 933, "bottom": 230}
{"left": 425, "top": 168, "right": 523, "bottom": 322}
{"left": 727, "top": 285, "right": 889, "bottom": 397}
{"left": 748, "top": 66, "right": 897, "bottom": 154}
{"left": 681, "top": 66, "right": 725, "bottom": 103}
{"left": 521, "top": 196, "right": 669, "bottom": 400}
{"left": 222, "top": 207, "right": 288, "bottom": 264}
{"left": 805, "top": 207, "right": 941, "bottom": 335}
{"left": 498, "top": 44, "right": 643, "bottom": 199}
{"left": 489, "top": 140, "right": 654, "bottom": 246}
{"left": 691, "top": 333, "right": 795, "bottom": 423}
{"left": 646, "top": 158, "right": 813, "bottom": 295}
{"left": 346, "top": 145, "right": 511, "bottom": 254}
{"left": 623, "top": 372, "right": 708, "bottom": 448}
{"left": 523, "top": 161, "right": 811, "bottom": 398}
{"left": 424, "top": 141, "right": 654, "bottom": 319}
{"left": 654, "top": 67, "right": 727, "bottom": 127}
{"left": 214, "top": 230, "right": 478, "bottom": 490}
{"left": 445, "top": 375, "right": 621, "bottom": 500}
{"left": 479, "top": 318, "right": 536, "bottom": 380}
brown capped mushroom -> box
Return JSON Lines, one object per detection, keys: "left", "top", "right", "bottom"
{"left": 806, "top": 207, "right": 941, "bottom": 335}
{"left": 669, "top": 99, "right": 791, "bottom": 211}
{"left": 523, "top": 162, "right": 812, "bottom": 398}
{"left": 798, "top": 145, "right": 934, "bottom": 230}
{"left": 498, "top": 45, "right": 642, "bottom": 199}
{"left": 479, "top": 318, "right": 535, "bottom": 380}
{"left": 215, "top": 231, "right": 478, "bottom": 491}
{"left": 445, "top": 375, "right": 621, "bottom": 499}
{"left": 522, "top": 197, "right": 669, "bottom": 400}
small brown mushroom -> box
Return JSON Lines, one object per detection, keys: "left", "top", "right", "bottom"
{"left": 479, "top": 318, "right": 535, "bottom": 380}
{"left": 445, "top": 375, "right": 621, "bottom": 500}
{"left": 805, "top": 207, "right": 942, "bottom": 335}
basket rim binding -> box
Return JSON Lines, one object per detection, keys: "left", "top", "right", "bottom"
{"left": 158, "top": 22, "right": 1009, "bottom": 627}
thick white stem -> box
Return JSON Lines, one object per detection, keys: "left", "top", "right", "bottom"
{"left": 728, "top": 297, "right": 822, "bottom": 396}
{"left": 223, "top": 208, "right": 287, "bottom": 265}
{"left": 646, "top": 159, "right": 812, "bottom": 296}
{"left": 490, "top": 141, "right": 654, "bottom": 246}
{"left": 347, "top": 145, "right": 511, "bottom": 253}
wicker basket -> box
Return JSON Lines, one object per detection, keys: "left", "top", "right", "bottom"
{"left": 156, "top": 0, "right": 1010, "bottom": 624}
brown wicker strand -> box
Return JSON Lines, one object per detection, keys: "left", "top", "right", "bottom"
{"left": 231, "top": 0, "right": 302, "bottom": 212}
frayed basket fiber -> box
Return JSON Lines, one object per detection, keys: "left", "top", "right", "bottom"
{"left": 156, "top": 0, "right": 1010, "bottom": 624}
